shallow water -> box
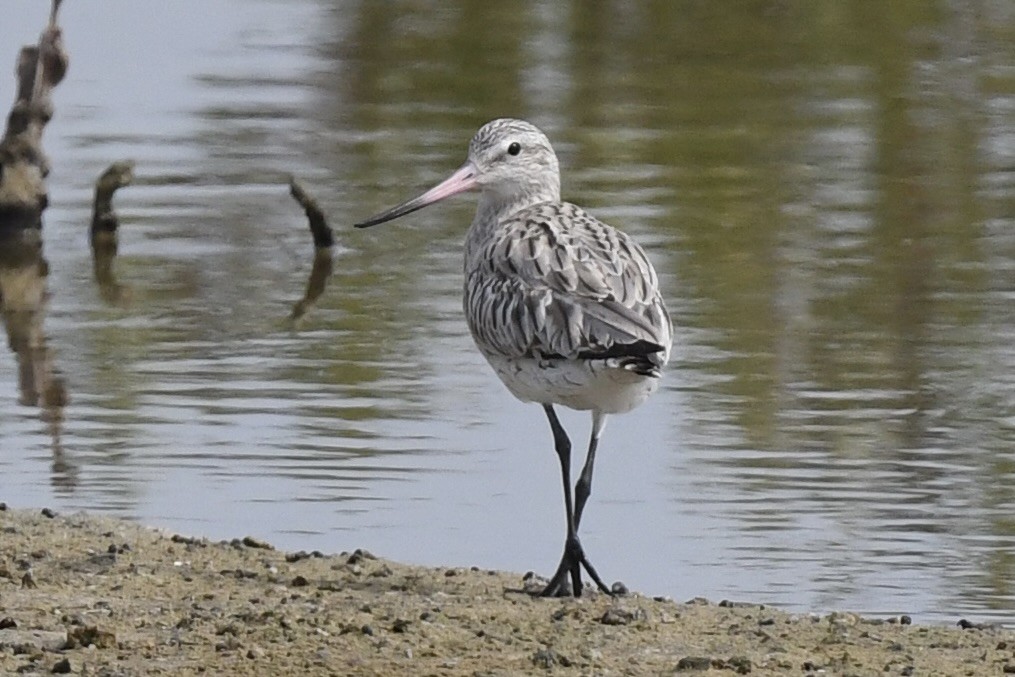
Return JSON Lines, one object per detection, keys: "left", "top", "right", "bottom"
{"left": 1, "top": 0, "right": 1013, "bottom": 625}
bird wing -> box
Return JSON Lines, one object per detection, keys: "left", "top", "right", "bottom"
{"left": 464, "top": 202, "right": 671, "bottom": 370}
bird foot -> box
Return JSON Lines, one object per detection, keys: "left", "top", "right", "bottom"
{"left": 538, "top": 536, "right": 612, "bottom": 598}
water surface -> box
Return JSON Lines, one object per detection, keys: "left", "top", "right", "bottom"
{"left": 1, "top": 0, "right": 1013, "bottom": 625}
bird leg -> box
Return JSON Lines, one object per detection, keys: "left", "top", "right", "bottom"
{"left": 573, "top": 411, "right": 605, "bottom": 530}
{"left": 539, "top": 405, "right": 611, "bottom": 597}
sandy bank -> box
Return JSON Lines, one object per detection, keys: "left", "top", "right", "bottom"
{"left": 0, "top": 504, "right": 1012, "bottom": 676}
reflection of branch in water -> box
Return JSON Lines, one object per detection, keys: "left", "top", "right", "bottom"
{"left": 0, "top": 232, "right": 71, "bottom": 485}
{"left": 90, "top": 160, "right": 135, "bottom": 304}
{"left": 0, "top": 232, "right": 62, "bottom": 405}
{"left": 288, "top": 176, "right": 334, "bottom": 322}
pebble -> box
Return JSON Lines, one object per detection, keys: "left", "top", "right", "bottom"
{"left": 675, "top": 656, "right": 713, "bottom": 671}
{"left": 241, "top": 536, "right": 273, "bottom": 550}
{"left": 0, "top": 629, "right": 68, "bottom": 652}
{"left": 725, "top": 655, "right": 752, "bottom": 674}
{"left": 827, "top": 611, "right": 860, "bottom": 628}
{"left": 600, "top": 606, "right": 645, "bottom": 626}
{"left": 50, "top": 657, "right": 71, "bottom": 674}
{"left": 719, "top": 599, "right": 763, "bottom": 609}
{"left": 67, "top": 625, "right": 116, "bottom": 649}
{"left": 215, "top": 636, "right": 242, "bottom": 652}
{"left": 531, "top": 648, "right": 561, "bottom": 668}
{"left": 220, "top": 568, "right": 257, "bottom": 580}
{"left": 369, "top": 565, "right": 392, "bottom": 578}
{"left": 346, "top": 548, "right": 376, "bottom": 565}
{"left": 285, "top": 550, "right": 311, "bottom": 563}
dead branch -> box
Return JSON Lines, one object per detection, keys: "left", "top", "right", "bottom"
{"left": 289, "top": 176, "right": 334, "bottom": 249}
{"left": 91, "top": 160, "right": 135, "bottom": 242}
{"left": 0, "top": 0, "right": 68, "bottom": 231}
{"left": 91, "top": 161, "right": 136, "bottom": 304}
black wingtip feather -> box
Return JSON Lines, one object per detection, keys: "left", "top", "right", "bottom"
{"left": 577, "top": 339, "right": 665, "bottom": 362}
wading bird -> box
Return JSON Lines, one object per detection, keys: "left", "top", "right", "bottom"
{"left": 355, "top": 119, "right": 671, "bottom": 596}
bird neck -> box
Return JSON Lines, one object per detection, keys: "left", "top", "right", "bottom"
{"left": 481, "top": 178, "right": 559, "bottom": 217}
{"left": 465, "top": 181, "right": 559, "bottom": 266}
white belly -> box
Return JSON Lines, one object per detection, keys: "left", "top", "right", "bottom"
{"left": 482, "top": 353, "right": 660, "bottom": 414}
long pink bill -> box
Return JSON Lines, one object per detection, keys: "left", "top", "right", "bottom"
{"left": 354, "top": 161, "right": 479, "bottom": 228}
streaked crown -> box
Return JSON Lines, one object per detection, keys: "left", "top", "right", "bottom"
{"left": 467, "top": 118, "right": 561, "bottom": 207}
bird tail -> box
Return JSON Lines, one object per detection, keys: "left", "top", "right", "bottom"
{"left": 580, "top": 339, "right": 667, "bottom": 377}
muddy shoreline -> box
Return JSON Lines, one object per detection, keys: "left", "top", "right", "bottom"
{"left": 0, "top": 504, "right": 1012, "bottom": 676}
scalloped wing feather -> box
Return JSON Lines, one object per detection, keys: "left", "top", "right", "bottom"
{"left": 464, "top": 202, "right": 671, "bottom": 371}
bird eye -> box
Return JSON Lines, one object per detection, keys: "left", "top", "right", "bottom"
{"left": 507, "top": 142, "right": 521, "bottom": 156}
